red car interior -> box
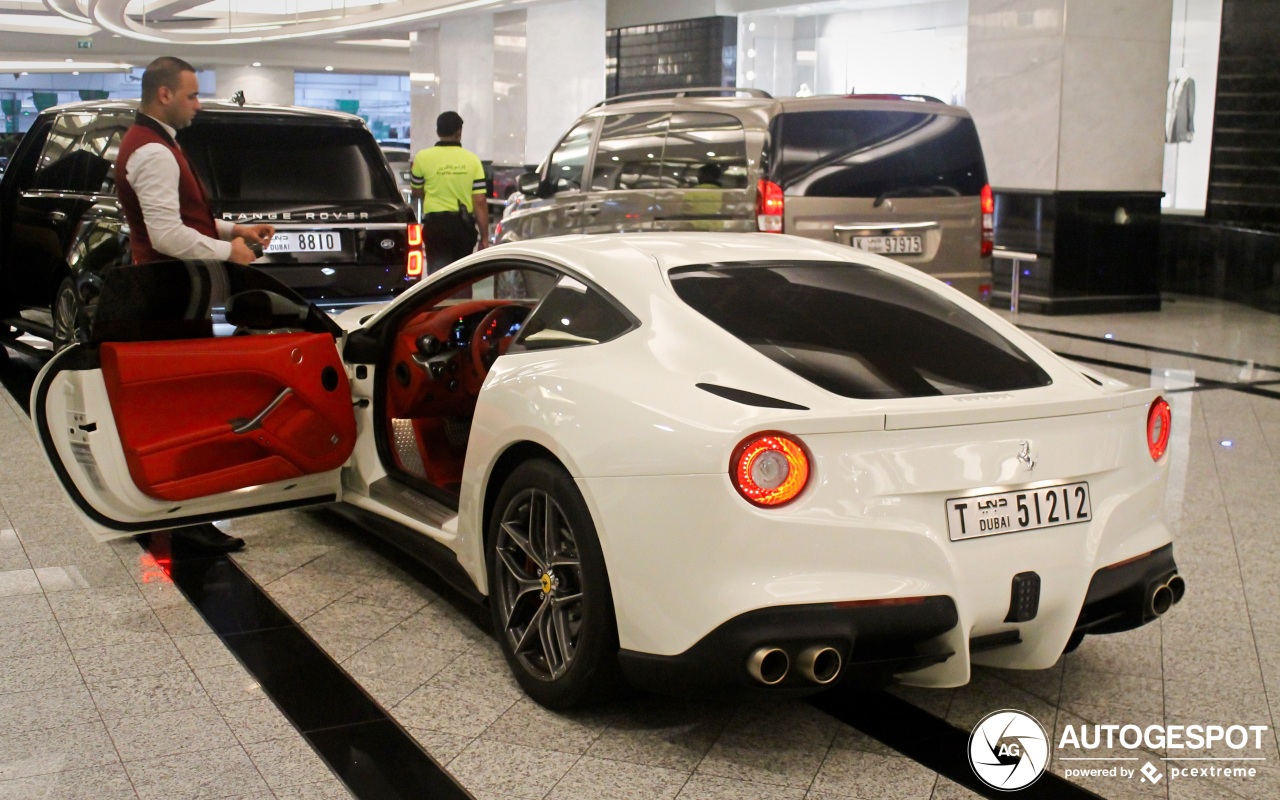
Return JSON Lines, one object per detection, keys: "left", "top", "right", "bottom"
{"left": 100, "top": 332, "right": 356, "bottom": 502}
{"left": 385, "top": 299, "right": 516, "bottom": 494}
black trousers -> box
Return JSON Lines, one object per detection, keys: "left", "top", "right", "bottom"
{"left": 422, "top": 211, "right": 477, "bottom": 274}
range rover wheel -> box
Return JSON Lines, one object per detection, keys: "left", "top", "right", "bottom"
{"left": 52, "top": 278, "right": 82, "bottom": 351}
{"left": 488, "top": 459, "right": 622, "bottom": 709}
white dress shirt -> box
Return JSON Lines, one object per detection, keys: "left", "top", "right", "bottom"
{"left": 122, "top": 114, "right": 236, "bottom": 261}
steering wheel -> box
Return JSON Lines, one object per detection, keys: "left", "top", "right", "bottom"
{"left": 468, "top": 304, "right": 531, "bottom": 387}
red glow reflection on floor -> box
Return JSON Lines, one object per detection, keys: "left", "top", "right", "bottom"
{"left": 138, "top": 549, "right": 174, "bottom": 584}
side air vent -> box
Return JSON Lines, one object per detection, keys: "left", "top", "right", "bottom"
{"left": 696, "top": 383, "right": 808, "bottom": 411}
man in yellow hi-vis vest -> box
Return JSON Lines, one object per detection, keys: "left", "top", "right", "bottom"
{"left": 410, "top": 111, "right": 489, "bottom": 273}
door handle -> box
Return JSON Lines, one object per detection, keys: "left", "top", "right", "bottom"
{"left": 582, "top": 203, "right": 601, "bottom": 215}
{"left": 562, "top": 203, "right": 582, "bottom": 214}
{"left": 49, "top": 211, "right": 67, "bottom": 223}
{"left": 229, "top": 388, "right": 292, "bottom": 434}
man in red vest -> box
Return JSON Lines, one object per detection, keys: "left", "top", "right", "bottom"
{"left": 117, "top": 56, "right": 274, "bottom": 553}
{"left": 117, "top": 56, "right": 272, "bottom": 266}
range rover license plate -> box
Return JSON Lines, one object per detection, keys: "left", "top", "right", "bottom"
{"left": 946, "top": 482, "right": 1091, "bottom": 541}
{"left": 849, "top": 234, "right": 923, "bottom": 255}
{"left": 266, "top": 231, "right": 342, "bottom": 254}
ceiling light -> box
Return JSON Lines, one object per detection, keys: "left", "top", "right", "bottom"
{"left": 87, "top": 0, "right": 505, "bottom": 45}
{"left": 0, "top": 61, "right": 133, "bottom": 74}
{"left": 251, "top": 61, "right": 262, "bottom": 67}
{"left": 65, "top": 58, "right": 74, "bottom": 62}
{"left": 324, "top": 65, "right": 334, "bottom": 71}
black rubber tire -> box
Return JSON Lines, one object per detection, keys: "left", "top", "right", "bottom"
{"left": 487, "top": 459, "right": 623, "bottom": 709}
{"left": 51, "top": 277, "right": 81, "bottom": 351}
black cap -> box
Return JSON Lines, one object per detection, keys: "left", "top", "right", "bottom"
{"left": 437, "top": 111, "right": 463, "bottom": 137}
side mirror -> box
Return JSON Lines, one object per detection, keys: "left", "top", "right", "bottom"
{"left": 225, "top": 289, "right": 309, "bottom": 330}
{"left": 516, "top": 172, "right": 541, "bottom": 196}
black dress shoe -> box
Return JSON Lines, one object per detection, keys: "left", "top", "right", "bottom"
{"left": 171, "top": 525, "right": 245, "bottom": 554}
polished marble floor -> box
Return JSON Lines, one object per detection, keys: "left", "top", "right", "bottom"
{"left": 0, "top": 293, "right": 1278, "bottom": 800}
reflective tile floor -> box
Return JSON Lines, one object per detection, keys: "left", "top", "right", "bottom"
{"left": 0, "top": 293, "right": 1278, "bottom": 800}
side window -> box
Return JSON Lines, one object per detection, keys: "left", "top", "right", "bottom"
{"left": 81, "top": 115, "right": 130, "bottom": 195}
{"left": 658, "top": 112, "right": 749, "bottom": 190}
{"left": 516, "top": 274, "right": 634, "bottom": 351}
{"left": 545, "top": 121, "right": 595, "bottom": 194}
{"left": 590, "top": 113, "right": 667, "bottom": 191}
{"left": 32, "top": 113, "right": 97, "bottom": 192}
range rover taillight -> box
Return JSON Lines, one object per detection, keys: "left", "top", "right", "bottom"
{"left": 406, "top": 223, "right": 423, "bottom": 278}
{"left": 756, "top": 179, "right": 784, "bottom": 233}
{"left": 981, "top": 183, "right": 994, "bottom": 257}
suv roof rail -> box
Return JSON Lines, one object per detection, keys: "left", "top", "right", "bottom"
{"left": 593, "top": 87, "right": 773, "bottom": 108}
{"left": 846, "top": 93, "right": 946, "bottom": 104}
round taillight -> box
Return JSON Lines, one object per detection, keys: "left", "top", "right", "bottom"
{"left": 1147, "top": 397, "right": 1171, "bottom": 461}
{"left": 731, "top": 432, "right": 810, "bottom": 507}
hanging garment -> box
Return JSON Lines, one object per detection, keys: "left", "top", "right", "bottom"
{"left": 1166, "top": 73, "right": 1196, "bottom": 144}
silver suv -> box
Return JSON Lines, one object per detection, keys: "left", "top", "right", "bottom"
{"left": 497, "top": 89, "right": 993, "bottom": 299}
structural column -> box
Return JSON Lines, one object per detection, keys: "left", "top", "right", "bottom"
{"left": 966, "top": 0, "right": 1174, "bottom": 313}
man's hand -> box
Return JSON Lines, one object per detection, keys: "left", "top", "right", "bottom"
{"left": 229, "top": 238, "right": 257, "bottom": 265}
{"left": 232, "top": 223, "right": 275, "bottom": 247}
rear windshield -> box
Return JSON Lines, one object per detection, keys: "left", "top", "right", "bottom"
{"left": 669, "top": 261, "right": 1050, "bottom": 400}
{"left": 770, "top": 110, "right": 986, "bottom": 199}
{"left": 180, "top": 121, "right": 399, "bottom": 203}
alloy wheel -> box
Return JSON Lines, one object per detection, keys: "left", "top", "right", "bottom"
{"left": 493, "top": 487, "right": 584, "bottom": 681}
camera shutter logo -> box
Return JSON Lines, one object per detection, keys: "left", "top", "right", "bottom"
{"left": 969, "top": 709, "right": 1050, "bottom": 791}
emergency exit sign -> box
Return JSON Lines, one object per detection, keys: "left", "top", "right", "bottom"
{"left": 77, "top": 39, "right": 92, "bottom": 49}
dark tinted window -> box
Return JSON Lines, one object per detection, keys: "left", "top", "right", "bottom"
{"left": 659, "top": 112, "right": 749, "bottom": 190}
{"left": 82, "top": 115, "right": 130, "bottom": 194}
{"left": 91, "top": 261, "right": 336, "bottom": 343}
{"left": 770, "top": 110, "right": 986, "bottom": 199}
{"left": 516, "top": 274, "right": 634, "bottom": 350}
{"left": 180, "top": 122, "right": 399, "bottom": 203}
{"left": 591, "top": 112, "right": 666, "bottom": 190}
{"left": 545, "top": 121, "right": 594, "bottom": 194}
{"left": 670, "top": 261, "right": 1050, "bottom": 399}
{"left": 32, "top": 113, "right": 101, "bottom": 193}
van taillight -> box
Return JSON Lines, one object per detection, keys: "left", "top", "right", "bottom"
{"left": 406, "top": 223, "right": 423, "bottom": 278}
{"left": 756, "top": 179, "right": 784, "bottom": 233}
{"left": 981, "top": 183, "right": 994, "bottom": 257}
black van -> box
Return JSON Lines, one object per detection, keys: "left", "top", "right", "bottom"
{"left": 0, "top": 100, "right": 422, "bottom": 350}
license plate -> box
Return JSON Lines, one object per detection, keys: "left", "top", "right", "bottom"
{"left": 946, "top": 482, "right": 1091, "bottom": 541}
{"left": 265, "top": 230, "right": 342, "bottom": 254}
{"left": 849, "top": 235, "right": 923, "bottom": 254}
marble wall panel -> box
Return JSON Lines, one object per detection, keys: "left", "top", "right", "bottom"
{"left": 1058, "top": 37, "right": 1168, "bottom": 191}
{"left": 526, "top": 0, "right": 607, "bottom": 163}
{"left": 965, "top": 33, "right": 1064, "bottom": 189}
{"left": 441, "top": 14, "right": 496, "bottom": 159}
{"left": 967, "top": 0, "right": 1066, "bottom": 44}
{"left": 1065, "top": 0, "right": 1174, "bottom": 42}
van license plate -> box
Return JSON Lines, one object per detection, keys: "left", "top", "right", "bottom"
{"left": 946, "top": 482, "right": 1091, "bottom": 541}
{"left": 266, "top": 231, "right": 342, "bottom": 254}
{"left": 849, "top": 235, "right": 923, "bottom": 254}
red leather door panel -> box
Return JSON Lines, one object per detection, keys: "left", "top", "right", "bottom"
{"left": 100, "top": 332, "right": 356, "bottom": 501}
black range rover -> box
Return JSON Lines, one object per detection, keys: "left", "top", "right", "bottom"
{"left": 0, "top": 99, "right": 422, "bottom": 350}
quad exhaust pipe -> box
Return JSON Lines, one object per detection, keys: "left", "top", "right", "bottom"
{"left": 1148, "top": 574, "right": 1187, "bottom": 617}
{"left": 747, "top": 645, "right": 843, "bottom": 686}
{"left": 746, "top": 647, "right": 789, "bottom": 685}
{"left": 796, "top": 646, "right": 842, "bottom": 685}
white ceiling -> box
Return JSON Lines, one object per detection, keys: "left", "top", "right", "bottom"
{"left": 0, "top": 0, "right": 549, "bottom": 73}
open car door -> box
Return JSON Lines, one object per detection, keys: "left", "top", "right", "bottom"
{"left": 31, "top": 261, "right": 357, "bottom": 541}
